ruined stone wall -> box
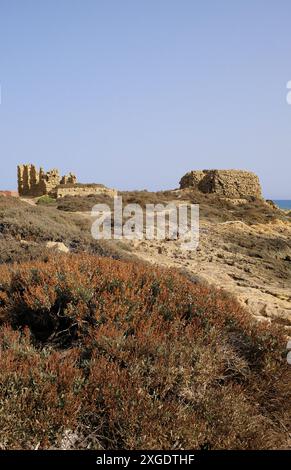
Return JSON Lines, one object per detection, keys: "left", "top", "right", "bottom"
{"left": 18, "top": 164, "right": 45, "bottom": 196}
{"left": 179, "top": 171, "right": 206, "bottom": 190}
{"left": 17, "top": 164, "right": 117, "bottom": 199}
{"left": 17, "top": 165, "right": 77, "bottom": 197}
{"left": 42, "top": 169, "right": 61, "bottom": 196}
{"left": 179, "top": 169, "right": 262, "bottom": 198}
{"left": 56, "top": 185, "right": 117, "bottom": 199}
{"left": 60, "top": 173, "right": 77, "bottom": 185}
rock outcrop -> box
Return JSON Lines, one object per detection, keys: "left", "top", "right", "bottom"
{"left": 179, "top": 169, "right": 262, "bottom": 199}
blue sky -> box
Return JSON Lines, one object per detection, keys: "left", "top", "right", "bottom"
{"left": 0, "top": 0, "right": 291, "bottom": 198}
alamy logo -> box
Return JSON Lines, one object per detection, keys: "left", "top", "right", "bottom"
{"left": 91, "top": 196, "right": 199, "bottom": 251}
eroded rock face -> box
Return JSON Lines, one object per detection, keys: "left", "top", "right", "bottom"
{"left": 179, "top": 169, "right": 262, "bottom": 199}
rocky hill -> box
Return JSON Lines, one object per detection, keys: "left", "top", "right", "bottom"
{"left": 0, "top": 186, "right": 290, "bottom": 450}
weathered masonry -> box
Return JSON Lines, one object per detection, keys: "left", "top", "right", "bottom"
{"left": 17, "top": 164, "right": 116, "bottom": 198}
{"left": 179, "top": 169, "right": 262, "bottom": 198}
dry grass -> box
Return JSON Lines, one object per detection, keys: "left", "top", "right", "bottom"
{"left": 0, "top": 253, "right": 289, "bottom": 450}
{"left": 0, "top": 196, "right": 140, "bottom": 264}
{"left": 56, "top": 190, "right": 284, "bottom": 225}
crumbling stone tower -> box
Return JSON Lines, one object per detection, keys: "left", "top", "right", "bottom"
{"left": 17, "top": 164, "right": 77, "bottom": 197}
{"left": 60, "top": 172, "right": 77, "bottom": 185}
{"left": 42, "top": 168, "right": 61, "bottom": 195}
{"left": 17, "top": 164, "right": 47, "bottom": 197}
{"left": 179, "top": 169, "right": 263, "bottom": 199}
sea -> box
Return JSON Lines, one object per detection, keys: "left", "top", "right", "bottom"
{"left": 273, "top": 200, "right": 291, "bottom": 210}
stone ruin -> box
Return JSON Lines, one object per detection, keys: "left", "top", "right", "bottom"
{"left": 179, "top": 169, "right": 263, "bottom": 199}
{"left": 17, "top": 165, "right": 262, "bottom": 200}
{"left": 17, "top": 164, "right": 117, "bottom": 198}
{"left": 17, "top": 164, "right": 77, "bottom": 197}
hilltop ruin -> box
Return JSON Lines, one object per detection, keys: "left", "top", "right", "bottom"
{"left": 17, "top": 164, "right": 76, "bottom": 197}
{"left": 179, "top": 169, "right": 262, "bottom": 199}
{"left": 17, "top": 164, "right": 116, "bottom": 198}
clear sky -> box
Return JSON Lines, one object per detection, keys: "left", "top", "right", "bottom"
{"left": 0, "top": 0, "right": 291, "bottom": 198}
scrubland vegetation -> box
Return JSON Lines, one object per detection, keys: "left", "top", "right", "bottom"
{"left": 0, "top": 196, "right": 135, "bottom": 264}
{"left": 0, "top": 253, "right": 289, "bottom": 449}
{"left": 0, "top": 195, "right": 290, "bottom": 450}
{"left": 56, "top": 189, "right": 283, "bottom": 225}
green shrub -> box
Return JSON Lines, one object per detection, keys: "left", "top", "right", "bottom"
{"left": 36, "top": 195, "right": 56, "bottom": 205}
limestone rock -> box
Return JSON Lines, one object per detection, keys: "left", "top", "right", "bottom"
{"left": 46, "top": 241, "right": 70, "bottom": 253}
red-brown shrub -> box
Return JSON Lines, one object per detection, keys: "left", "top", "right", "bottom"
{"left": 0, "top": 254, "right": 289, "bottom": 449}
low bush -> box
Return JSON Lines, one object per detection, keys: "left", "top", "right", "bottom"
{"left": 0, "top": 253, "right": 289, "bottom": 449}
{"left": 36, "top": 195, "right": 56, "bottom": 205}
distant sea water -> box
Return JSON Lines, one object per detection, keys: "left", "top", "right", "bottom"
{"left": 273, "top": 200, "right": 291, "bottom": 210}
